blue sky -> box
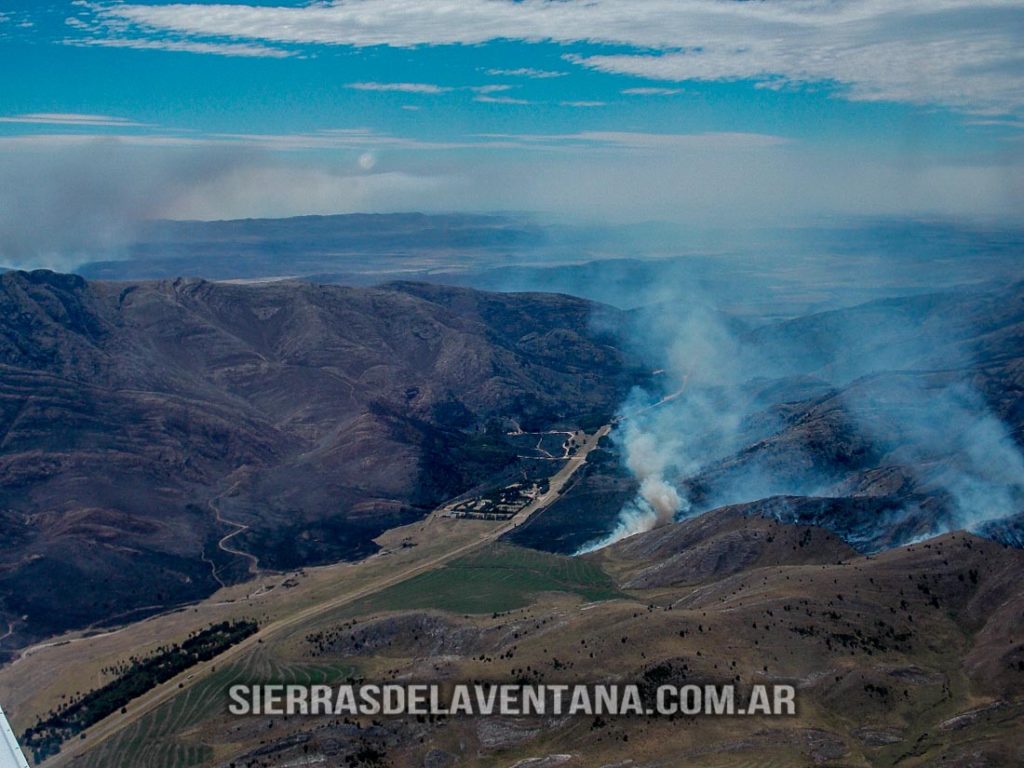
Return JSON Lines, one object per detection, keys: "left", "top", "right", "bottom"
{"left": 0, "top": 1, "right": 1022, "bottom": 265}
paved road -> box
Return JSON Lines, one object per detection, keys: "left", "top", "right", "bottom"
{"left": 42, "top": 424, "right": 612, "bottom": 768}
{"left": 509, "top": 425, "right": 610, "bottom": 527}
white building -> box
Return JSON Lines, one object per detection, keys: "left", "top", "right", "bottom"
{"left": 0, "top": 705, "right": 29, "bottom": 768}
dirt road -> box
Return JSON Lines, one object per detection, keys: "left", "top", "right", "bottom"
{"left": 41, "top": 424, "right": 612, "bottom": 768}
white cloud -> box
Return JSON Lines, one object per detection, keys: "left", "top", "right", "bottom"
{"left": 0, "top": 128, "right": 537, "bottom": 153}
{"left": 67, "top": 35, "right": 294, "bottom": 58}
{"left": 0, "top": 127, "right": 790, "bottom": 154}
{"left": 349, "top": 82, "right": 518, "bottom": 96}
{"left": 83, "top": 0, "right": 1024, "bottom": 114}
{"left": 560, "top": 100, "right": 606, "bottom": 108}
{"left": 0, "top": 113, "right": 145, "bottom": 127}
{"left": 578, "top": 131, "right": 789, "bottom": 149}
{"left": 475, "top": 95, "right": 531, "bottom": 105}
{"left": 622, "top": 87, "right": 681, "bottom": 96}
{"left": 199, "top": 129, "right": 481, "bottom": 152}
{"left": 471, "top": 84, "right": 514, "bottom": 94}
{"left": 347, "top": 82, "right": 451, "bottom": 94}
{"left": 486, "top": 67, "right": 567, "bottom": 79}
{"left": 0, "top": 133, "right": 216, "bottom": 150}
{"left": 483, "top": 130, "right": 790, "bottom": 150}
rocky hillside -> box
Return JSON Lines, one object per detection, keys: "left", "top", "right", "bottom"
{"left": 83, "top": 515, "right": 1024, "bottom": 768}
{"left": 0, "top": 270, "right": 637, "bottom": 650}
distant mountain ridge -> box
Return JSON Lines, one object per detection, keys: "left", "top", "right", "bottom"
{"left": 76, "top": 213, "right": 559, "bottom": 281}
{"left": 72, "top": 214, "right": 1024, "bottom": 321}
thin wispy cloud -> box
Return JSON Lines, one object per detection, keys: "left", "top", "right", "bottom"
{"left": 348, "top": 82, "right": 517, "bottom": 96}
{"left": 483, "top": 131, "right": 790, "bottom": 150}
{"left": 0, "top": 10, "right": 32, "bottom": 29}
{"left": 78, "top": 0, "right": 1024, "bottom": 115}
{"left": 471, "top": 84, "right": 514, "bottom": 94}
{"left": 208, "top": 129, "right": 485, "bottom": 152}
{"left": 576, "top": 131, "right": 789, "bottom": 149}
{"left": 0, "top": 133, "right": 223, "bottom": 150}
{"left": 0, "top": 128, "right": 553, "bottom": 153}
{"left": 486, "top": 67, "right": 567, "bottom": 79}
{"left": 0, "top": 125, "right": 792, "bottom": 155}
{"left": 476, "top": 95, "right": 531, "bottom": 105}
{"left": 347, "top": 82, "right": 452, "bottom": 94}
{"left": 623, "top": 87, "right": 682, "bottom": 96}
{"left": 65, "top": 35, "right": 295, "bottom": 58}
{"left": 560, "top": 101, "right": 606, "bottom": 108}
{"left": 0, "top": 113, "right": 145, "bottom": 127}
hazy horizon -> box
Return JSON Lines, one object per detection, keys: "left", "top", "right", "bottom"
{"left": 2, "top": 0, "right": 1022, "bottom": 269}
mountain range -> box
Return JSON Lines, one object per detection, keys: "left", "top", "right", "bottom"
{"left": 2, "top": 267, "right": 1023, "bottom": 671}
{"left": 0, "top": 270, "right": 638, "bottom": 653}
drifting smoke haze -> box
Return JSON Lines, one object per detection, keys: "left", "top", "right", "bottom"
{"left": 581, "top": 270, "right": 1024, "bottom": 552}
{"left": 0, "top": 145, "right": 252, "bottom": 270}
{"left": 841, "top": 376, "right": 1024, "bottom": 537}
{"left": 944, "top": 404, "right": 1024, "bottom": 529}
{"left": 2, "top": 141, "right": 1021, "bottom": 558}
{"left": 0, "top": 143, "right": 460, "bottom": 271}
{"left": 2, "top": 130, "right": 1022, "bottom": 273}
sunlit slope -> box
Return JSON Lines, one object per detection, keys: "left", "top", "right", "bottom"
{"left": 33, "top": 512, "right": 1024, "bottom": 768}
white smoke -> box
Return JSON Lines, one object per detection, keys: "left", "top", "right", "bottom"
{"left": 576, "top": 304, "right": 757, "bottom": 553}
{"left": 576, "top": 491, "right": 679, "bottom": 555}
{"left": 577, "top": 275, "right": 1024, "bottom": 554}
{"left": 577, "top": 415, "right": 688, "bottom": 553}
{"left": 842, "top": 377, "right": 1024, "bottom": 538}
{"left": 949, "top": 408, "right": 1024, "bottom": 530}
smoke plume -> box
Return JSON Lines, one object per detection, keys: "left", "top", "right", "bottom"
{"left": 579, "top": 270, "right": 1024, "bottom": 553}
{"left": 577, "top": 304, "right": 757, "bottom": 552}
{"left": 577, "top": 408, "right": 687, "bottom": 553}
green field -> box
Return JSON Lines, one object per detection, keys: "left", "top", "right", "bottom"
{"left": 68, "top": 544, "right": 620, "bottom": 767}
{"left": 348, "top": 543, "right": 623, "bottom": 615}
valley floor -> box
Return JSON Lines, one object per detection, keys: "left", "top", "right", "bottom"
{"left": 2, "top": 431, "right": 1022, "bottom": 768}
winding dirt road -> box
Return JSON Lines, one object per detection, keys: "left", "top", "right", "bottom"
{"left": 210, "top": 497, "right": 261, "bottom": 577}
{"left": 40, "top": 424, "right": 612, "bottom": 768}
